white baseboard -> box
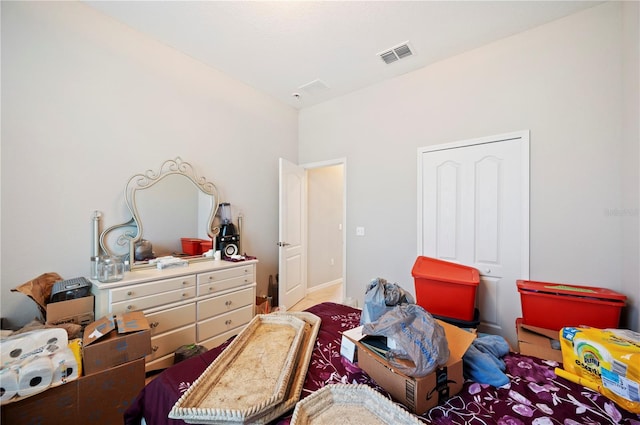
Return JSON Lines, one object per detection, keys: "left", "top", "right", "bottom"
{"left": 307, "top": 279, "right": 342, "bottom": 293}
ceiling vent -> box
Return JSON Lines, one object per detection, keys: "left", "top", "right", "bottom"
{"left": 298, "top": 79, "right": 330, "bottom": 94}
{"left": 378, "top": 41, "right": 414, "bottom": 65}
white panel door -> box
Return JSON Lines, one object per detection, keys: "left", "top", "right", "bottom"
{"left": 278, "top": 158, "right": 307, "bottom": 310}
{"left": 419, "top": 131, "right": 529, "bottom": 347}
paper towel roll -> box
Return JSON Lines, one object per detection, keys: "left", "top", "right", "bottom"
{"left": 17, "top": 355, "right": 53, "bottom": 398}
{"left": 51, "top": 348, "right": 79, "bottom": 386}
{"left": 0, "top": 367, "right": 19, "bottom": 404}
{"left": 1, "top": 334, "right": 39, "bottom": 366}
{"left": 1, "top": 328, "right": 68, "bottom": 366}
{"left": 29, "top": 328, "right": 68, "bottom": 355}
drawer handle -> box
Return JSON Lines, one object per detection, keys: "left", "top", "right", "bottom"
{"left": 152, "top": 345, "right": 159, "bottom": 352}
{"left": 183, "top": 281, "right": 189, "bottom": 285}
{"left": 244, "top": 278, "right": 249, "bottom": 283}
{"left": 225, "top": 320, "right": 232, "bottom": 326}
{"left": 225, "top": 300, "right": 232, "bottom": 307}
{"left": 208, "top": 276, "right": 215, "bottom": 281}
{"left": 127, "top": 305, "right": 134, "bottom": 310}
{"left": 209, "top": 286, "right": 214, "bottom": 292}
{"left": 150, "top": 321, "right": 160, "bottom": 328}
{"left": 182, "top": 292, "right": 188, "bottom": 297}
{"left": 127, "top": 291, "right": 133, "bottom": 296}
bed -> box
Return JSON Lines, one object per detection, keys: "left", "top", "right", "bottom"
{"left": 124, "top": 302, "right": 640, "bottom": 425}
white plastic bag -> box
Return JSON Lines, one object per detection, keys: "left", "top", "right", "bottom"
{"left": 359, "top": 277, "right": 415, "bottom": 326}
{"left": 362, "top": 304, "right": 449, "bottom": 377}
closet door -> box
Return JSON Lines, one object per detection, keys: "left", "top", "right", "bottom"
{"left": 418, "top": 131, "right": 529, "bottom": 347}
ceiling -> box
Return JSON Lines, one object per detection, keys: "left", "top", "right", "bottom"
{"left": 84, "top": 1, "right": 601, "bottom": 110}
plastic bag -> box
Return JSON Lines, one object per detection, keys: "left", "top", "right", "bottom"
{"left": 11, "top": 272, "right": 63, "bottom": 318}
{"left": 359, "top": 277, "right": 415, "bottom": 325}
{"left": 362, "top": 304, "right": 449, "bottom": 377}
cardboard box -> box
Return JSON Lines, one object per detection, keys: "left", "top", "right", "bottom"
{"left": 82, "top": 311, "right": 151, "bottom": 375}
{"left": 516, "top": 318, "right": 563, "bottom": 363}
{"left": 356, "top": 320, "right": 476, "bottom": 414}
{"left": 1, "top": 357, "right": 145, "bottom": 425}
{"left": 46, "top": 295, "right": 94, "bottom": 326}
{"left": 341, "top": 327, "right": 402, "bottom": 363}
{"left": 340, "top": 326, "right": 365, "bottom": 363}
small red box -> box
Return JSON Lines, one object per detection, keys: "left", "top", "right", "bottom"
{"left": 200, "top": 240, "right": 213, "bottom": 252}
{"left": 412, "top": 256, "right": 480, "bottom": 321}
{"left": 181, "top": 238, "right": 206, "bottom": 255}
{"left": 517, "top": 280, "right": 626, "bottom": 331}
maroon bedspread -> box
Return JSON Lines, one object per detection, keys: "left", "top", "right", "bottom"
{"left": 124, "top": 302, "right": 640, "bottom": 425}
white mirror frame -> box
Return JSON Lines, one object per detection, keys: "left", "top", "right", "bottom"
{"left": 100, "top": 157, "right": 220, "bottom": 270}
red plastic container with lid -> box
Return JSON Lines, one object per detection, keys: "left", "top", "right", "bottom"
{"left": 181, "top": 238, "right": 207, "bottom": 255}
{"left": 412, "top": 256, "right": 480, "bottom": 321}
{"left": 517, "top": 280, "right": 626, "bottom": 331}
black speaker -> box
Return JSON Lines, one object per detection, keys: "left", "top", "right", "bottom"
{"left": 218, "top": 234, "right": 240, "bottom": 258}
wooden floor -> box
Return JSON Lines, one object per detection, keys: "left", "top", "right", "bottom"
{"left": 289, "top": 282, "right": 344, "bottom": 312}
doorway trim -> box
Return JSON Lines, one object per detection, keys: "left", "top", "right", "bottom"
{"left": 302, "top": 157, "right": 347, "bottom": 302}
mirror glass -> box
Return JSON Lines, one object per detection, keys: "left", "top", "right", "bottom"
{"left": 100, "top": 158, "right": 219, "bottom": 270}
{"left": 135, "top": 174, "right": 213, "bottom": 259}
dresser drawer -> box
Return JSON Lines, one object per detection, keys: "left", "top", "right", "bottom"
{"left": 198, "top": 275, "right": 254, "bottom": 296}
{"left": 147, "top": 325, "right": 196, "bottom": 362}
{"left": 200, "top": 327, "right": 244, "bottom": 351}
{"left": 111, "top": 287, "right": 196, "bottom": 314}
{"left": 197, "top": 304, "right": 254, "bottom": 342}
{"left": 146, "top": 303, "right": 196, "bottom": 336}
{"left": 145, "top": 353, "right": 175, "bottom": 373}
{"left": 197, "top": 287, "right": 254, "bottom": 321}
{"left": 111, "top": 275, "right": 196, "bottom": 303}
{"left": 197, "top": 265, "right": 253, "bottom": 284}
{"left": 197, "top": 266, "right": 254, "bottom": 295}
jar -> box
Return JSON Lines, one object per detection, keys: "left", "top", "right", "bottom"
{"left": 97, "top": 256, "right": 125, "bottom": 283}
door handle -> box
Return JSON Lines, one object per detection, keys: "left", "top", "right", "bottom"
{"left": 277, "top": 242, "right": 290, "bottom": 247}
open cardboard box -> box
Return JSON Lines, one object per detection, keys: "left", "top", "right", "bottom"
{"left": 10, "top": 272, "right": 95, "bottom": 327}
{"left": 46, "top": 296, "right": 95, "bottom": 326}
{"left": 516, "top": 318, "right": 563, "bottom": 363}
{"left": 355, "top": 319, "right": 476, "bottom": 415}
{"left": 82, "top": 311, "right": 152, "bottom": 375}
{"left": 1, "top": 357, "right": 145, "bottom": 425}
{"left": 340, "top": 326, "right": 364, "bottom": 363}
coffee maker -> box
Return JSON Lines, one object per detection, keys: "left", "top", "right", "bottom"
{"left": 217, "top": 202, "right": 240, "bottom": 258}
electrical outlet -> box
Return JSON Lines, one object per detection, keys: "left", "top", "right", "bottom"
{"left": 356, "top": 226, "right": 365, "bottom": 236}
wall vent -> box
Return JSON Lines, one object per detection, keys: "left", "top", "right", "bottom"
{"left": 378, "top": 41, "right": 414, "bottom": 64}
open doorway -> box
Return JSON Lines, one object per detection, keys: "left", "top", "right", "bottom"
{"left": 306, "top": 162, "right": 345, "bottom": 300}
{"left": 279, "top": 158, "right": 346, "bottom": 310}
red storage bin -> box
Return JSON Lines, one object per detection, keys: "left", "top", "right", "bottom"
{"left": 200, "top": 240, "right": 213, "bottom": 253}
{"left": 412, "top": 256, "right": 480, "bottom": 321}
{"left": 517, "top": 280, "right": 626, "bottom": 331}
{"left": 181, "top": 238, "right": 206, "bottom": 255}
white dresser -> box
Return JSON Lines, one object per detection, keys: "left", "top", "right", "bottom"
{"left": 91, "top": 259, "right": 257, "bottom": 372}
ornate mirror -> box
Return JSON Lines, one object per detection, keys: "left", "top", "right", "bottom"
{"left": 100, "top": 157, "right": 219, "bottom": 270}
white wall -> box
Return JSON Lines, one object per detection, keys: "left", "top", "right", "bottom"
{"left": 621, "top": 1, "right": 640, "bottom": 330}
{"left": 1, "top": 2, "right": 298, "bottom": 327}
{"left": 307, "top": 165, "right": 344, "bottom": 288}
{"left": 299, "top": 2, "right": 639, "bottom": 331}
